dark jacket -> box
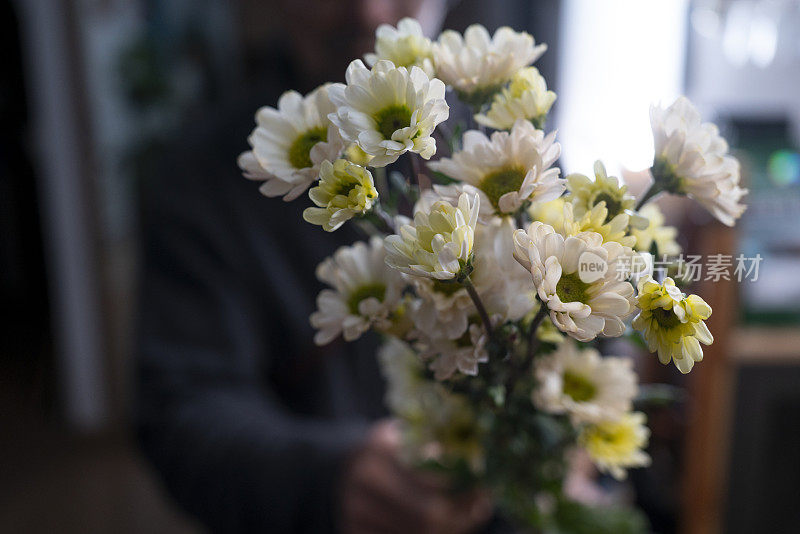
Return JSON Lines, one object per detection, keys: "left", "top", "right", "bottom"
{"left": 135, "top": 88, "right": 385, "bottom": 533}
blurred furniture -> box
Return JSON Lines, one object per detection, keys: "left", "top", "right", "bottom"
{"left": 681, "top": 223, "right": 800, "bottom": 534}
{"left": 681, "top": 221, "right": 739, "bottom": 534}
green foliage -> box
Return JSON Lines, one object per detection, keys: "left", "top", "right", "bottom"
{"left": 548, "top": 500, "right": 650, "bottom": 534}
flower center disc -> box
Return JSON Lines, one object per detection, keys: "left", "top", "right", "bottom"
{"left": 555, "top": 272, "right": 591, "bottom": 304}
{"left": 593, "top": 193, "right": 622, "bottom": 221}
{"left": 562, "top": 371, "right": 597, "bottom": 402}
{"left": 374, "top": 105, "right": 412, "bottom": 140}
{"left": 478, "top": 167, "right": 526, "bottom": 211}
{"left": 333, "top": 180, "right": 358, "bottom": 198}
{"left": 651, "top": 306, "right": 682, "bottom": 329}
{"left": 288, "top": 127, "right": 327, "bottom": 169}
{"left": 347, "top": 283, "right": 387, "bottom": 315}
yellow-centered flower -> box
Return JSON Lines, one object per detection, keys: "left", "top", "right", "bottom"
{"left": 579, "top": 412, "right": 651, "bottom": 480}
{"left": 566, "top": 161, "right": 636, "bottom": 221}
{"left": 475, "top": 67, "right": 556, "bottom": 130}
{"left": 303, "top": 159, "right": 378, "bottom": 232}
{"left": 384, "top": 192, "right": 480, "bottom": 280}
{"left": 632, "top": 276, "right": 713, "bottom": 373}
{"left": 631, "top": 203, "right": 681, "bottom": 256}
{"left": 365, "top": 18, "right": 435, "bottom": 77}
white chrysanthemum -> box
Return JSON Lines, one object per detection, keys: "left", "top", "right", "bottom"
{"left": 303, "top": 159, "right": 378, "bottom": 232}
{"left": 240, "top": 85, "right": 343, "bottom": 201}
{"left": 415, "top": 323, "right": 489, "bottom": 380}
{"left": 513, "top": 222, "right": 635, "bottom": 342}
{"left": 650, "top": 96, "right": 747, "bottom": 226}
{"left": 475, "top": 67, "right": 556, "bottom": 130}
{"left": 631, "top": 204, "right": 681, "bottom": 256}
{"left": 310, "top": 237, "right": 406, "bottom": 345}
{"left": 385, "top": 192, "right": 480, "bottom": 280}
{"left": 432, "top": 24, "right": 546, "bottom": 102}
{"left": 472, "top": 218, "right": 538, "bottom": 321}
{"left": 579, "top": 412, "right": 651, "bottom": 480}
{"left": 365, "top": 18, "right": 435, "bottom": 77}
{"left": 328, "top": 60, "right": 449, "bottom": 167}
{"left": 428, "top": 120, "right": 563, "bottom": 217}
{"left": 533, "top": 340, "right": 637, "bottom": 424}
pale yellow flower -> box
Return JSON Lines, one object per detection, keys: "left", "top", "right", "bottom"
{"left": 632, "top": 276, "right": 713, "bottom": 373}
{"left": 384, "top": 192, "right": 480, "bottom": 280}
{"left": 475, "top": 67, "right": 556, "bottom": 130}
{"left": 567, "top": 161, "right": 636, "bottom": 220}
{"left": 344, "top": 143, "right": 374, "bottom": 167}
{"left": 562, "top": 203, "right": 636, "bottom": 248}
{"left": 579, "top": 412, "right": 651, "bottom": 480}
{"left": 303, "top": 159, "right": 378, "bottom": 232}
{"left": 631, "top": 204, "right": 681, "bottom": 256}
{"left": 528, "top": 197, "right": 569, "bottom": 233}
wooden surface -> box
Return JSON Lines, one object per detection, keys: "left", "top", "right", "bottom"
{"left": 680, "top": 223, "right": 738, "bottom": 534}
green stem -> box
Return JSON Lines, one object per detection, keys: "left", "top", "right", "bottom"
{"left": 635, "top": 182, "right": 663, "bottom": 211}
{"left": 374, "top": 166, "right": 389, "bottom": 198}
{"left": 409, "top": 153, "right": 422, "bottom": 186}
{"left": 373, "top": 203, "right": 396, "bottom": 232}
{"left": 526, "top": 304, "right": 549, "bottom": 360}
{"left": 506, "top": 303, "right": 549, "bottom": 391}
{"left": 362, "top": 208, "right": 393, "bottom": 234}
{"left": 463, "top": 277, "right": 493, "bottom": 336}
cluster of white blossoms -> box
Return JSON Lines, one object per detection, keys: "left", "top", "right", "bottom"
{"left": 238, "top": 17, "right": 748, "bottom": 504}
{"left": 533, "top": 340, "right": 648, "bottom": 480}
{"left": 379, "top": 338, "right": 486, "bottom": 471}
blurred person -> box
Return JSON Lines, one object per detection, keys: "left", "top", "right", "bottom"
{"left": 135, "top": 0, "right": 493, "bottom": 532}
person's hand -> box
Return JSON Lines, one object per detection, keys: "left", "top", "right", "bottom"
{"left": 339, "top": 420, "right": 493, "bottom": 534}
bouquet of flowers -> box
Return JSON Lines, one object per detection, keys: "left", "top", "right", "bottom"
{"left": 238, "top": 18, "right": 747, "bottom": 533}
